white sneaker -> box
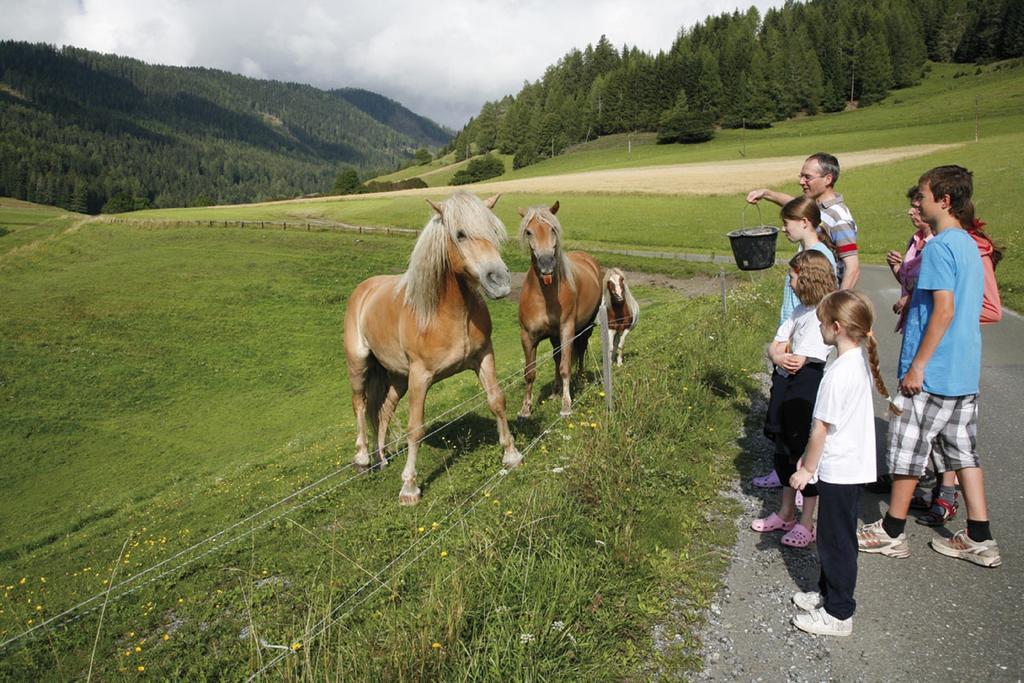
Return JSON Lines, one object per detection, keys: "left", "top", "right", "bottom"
{"left": 792, "top": 591, "right": 823, "bottom": 612}
{"left": 792, "top": 607, "right": 852, "bottom": 637}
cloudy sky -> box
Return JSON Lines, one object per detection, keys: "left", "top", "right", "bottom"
{"left": 1, "top": 0, "right": 784, "bottom": 129}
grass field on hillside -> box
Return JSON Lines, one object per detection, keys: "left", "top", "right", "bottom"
{"left": 0, "top": 211, "right": 777, "bottom": 678}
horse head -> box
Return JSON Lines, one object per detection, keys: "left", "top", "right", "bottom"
{"left": 517, "top": 201, "right": 573, "bottom": 288}
{"left": 403, "top": 191, "right": 510, "bottom": 326}
{"left": 605, "top": 267, "right": 626, "bottom": 303}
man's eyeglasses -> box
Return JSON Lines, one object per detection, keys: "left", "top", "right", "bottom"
{"left": 798, "top": 173, "right": 825, "bottom": 181}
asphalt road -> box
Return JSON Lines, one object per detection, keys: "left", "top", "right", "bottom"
{"left": 696, "top": 264, "right": 1024, "bottom": 682}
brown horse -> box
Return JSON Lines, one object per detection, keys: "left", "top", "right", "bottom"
{"left": 602, "top": 267, "right": 640, "bottom": 366}
{"left": 344, "top": 190, "right": 522, "bottom": 505}
{"left": 516, "top": 201, "right": 602, "bottom": 418}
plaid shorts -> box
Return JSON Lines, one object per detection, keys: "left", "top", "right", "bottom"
{"left": 887, "top": 392, "right": 979, "bottom": 475}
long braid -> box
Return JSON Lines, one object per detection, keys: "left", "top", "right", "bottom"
{"left": 863, "top": 332, "right": 899, "bottom": 414}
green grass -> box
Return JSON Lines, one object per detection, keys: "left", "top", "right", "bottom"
{"left": 0, "top": 198, "right": 84, "bottom": 256}
{"left": 0, "top": 213, "right": 777, "bottom": 678}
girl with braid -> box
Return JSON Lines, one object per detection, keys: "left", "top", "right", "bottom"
{"left": 789, "top": 289, "right": 896, "bottom": 637}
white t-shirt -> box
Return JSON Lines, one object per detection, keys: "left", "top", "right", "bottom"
{"left": 773, "top": 303, "right": 833, "bottom": 377}
{"left": 812, "top": 346, "right": 877, "bottom": 485}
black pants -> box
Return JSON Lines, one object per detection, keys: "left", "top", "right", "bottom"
{"left": 816, "top": 480, "right": 862, "bottom": 620}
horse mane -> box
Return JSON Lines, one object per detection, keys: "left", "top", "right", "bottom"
{"left": 398, "top": 190, "right": 507, "bottom": 328}
{"left": 518, "top": 206, "right": 576, "bottom": 290}
{"left": 603, "top": 268, "right": 640, "bottom": 326}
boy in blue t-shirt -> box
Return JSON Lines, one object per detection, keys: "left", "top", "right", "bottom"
{"left": 857, "top": 165, "right": 1001, "bottom": 568}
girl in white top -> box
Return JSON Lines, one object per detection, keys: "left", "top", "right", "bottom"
{"left": 789, "top": 290, "right": 896, "bottom": 637}
{"left": 752, "top": 250, "right": 836, "bottom": 548}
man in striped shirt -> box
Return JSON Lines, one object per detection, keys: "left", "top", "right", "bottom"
{"left": 747, "top": 152, "right": 861, "bottom": 289}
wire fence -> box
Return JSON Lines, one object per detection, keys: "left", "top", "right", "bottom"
{"left": 0, "top": 318, "right": 609, "bottom": 653}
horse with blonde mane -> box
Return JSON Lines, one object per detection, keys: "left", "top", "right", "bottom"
{"left": 344, "top": 190, "right": 522, "bottom": 505}
{"left": 516, "top": 201, "right": 602, "bottom": 418}
{"left": 602, "top": 267, "right": 640, "bottom": 366}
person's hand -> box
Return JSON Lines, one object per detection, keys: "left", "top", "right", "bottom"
{"left": 900, "top": 364, "right": 925, "bottom": 396}
{"left": 790, "top": 466, "right": 814, "bottom": 491}
{"left": 886, "top": 250, "right": 903, "bottom": 273}
{"left": 779, "top": 354, "right": 806, "bottom": 374}
{"left": 746, "top": 189, "right": 767, "bottom": 204}
{"left": 892, "top": 294, "right": 908, "bottom": 315}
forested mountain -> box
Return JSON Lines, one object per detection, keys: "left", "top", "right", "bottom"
{"left": 331, "top": 88, "right": 451, "bottom": 149}
{"left": 0, "top": 42, "right": 452, "bottom": 213}
{"left": 448, "top": 0, "right": 1024, "bottom": 168}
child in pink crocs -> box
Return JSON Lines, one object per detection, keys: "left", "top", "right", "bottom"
{"left": 752, "top": 205, "right": 838, "bottom": 548}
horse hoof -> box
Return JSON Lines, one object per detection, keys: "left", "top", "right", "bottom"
{"left": 503, "top": 452, "right": 524, "bottom": 469}
{"left": 375, "top": 457, "right": 389, "bottom": 471}
{"left": 559, "top": 408, "right": 572, "bottom": 418}
{"left": 517, "top": 412, "right": 531, "bottom": 422}
{"left": 399, "top": 486, "right": 421, "bottom": 506}
{"left": 353, "top": 462, "right": 371, "bottom": 474}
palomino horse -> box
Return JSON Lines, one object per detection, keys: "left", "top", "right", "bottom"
{"left": 516, "top": 201, "right": 602, "bottom": 418}
{"left": 602, "top": 267, "right": 640, "bottom": 366}
{"left": 344, "top": 190, "right": 522, "bottom": 505}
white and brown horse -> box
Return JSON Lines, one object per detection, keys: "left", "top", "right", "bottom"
{"left": 343, "top": 190, "right": 522, "bottom": 505}
{"left": 516, "top": 201, "right": 602, "bottom": 418}
{"left": 602, "top": 267, "right": 640, "bottom": 366}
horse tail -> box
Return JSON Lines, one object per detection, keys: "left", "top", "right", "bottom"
{"left": 362, "top": 354, "right": 390, "bottom": 438}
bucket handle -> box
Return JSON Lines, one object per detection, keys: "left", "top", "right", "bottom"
{"left": 740, "top": 202, "right": 764, "bottom": 230}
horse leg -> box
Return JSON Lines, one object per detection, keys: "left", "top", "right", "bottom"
{"left": 348, "top": 359, "right": 372, "bottom": 473}
{"left": 616, "top": 328, "right": 631, "bottom": 366}
{"left": 518, "top": 329, "right": 538, "bottom": 420}
{"left": 606, "top": 328, "right": 617, "bottom": 368}
{"left": 558, "top": 323, "right": 575, "bottom": 417}
{"left": 551, "top": 338, "right": 563, "bottom": 399}
{"left": 375, "top": 375, "right": 407, "bottom": 469}
{"left": 478, "top": 347, "right": 523, "bottom": 469}
{"left": 399, "top": 367, "right": 431, "bottom": 506}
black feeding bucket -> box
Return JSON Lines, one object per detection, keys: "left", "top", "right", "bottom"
{"left": 727, "top": 204, "right": 779, "bottom": 271}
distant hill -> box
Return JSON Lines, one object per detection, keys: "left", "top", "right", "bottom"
{"left": 331, "top": 88, "right": 452, "bottom": 149}
{"left": 0, "top": 41, "right": 452, "bottom": 212}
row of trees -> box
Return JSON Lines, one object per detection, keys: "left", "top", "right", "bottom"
{"left": 444, "top": 0, "right": 1024, "bottom": 166}
{"left": 0, "top": 42, "right": 448, "bottom": 212}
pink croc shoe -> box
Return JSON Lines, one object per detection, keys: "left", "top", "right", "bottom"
{"left": 751, "top": 513, "right": 797, "bottom": 533}
{"left": 752, "top": 470, "right": 782, "bottom": 489}
{"left": 781, "top": 523, "right": 816, "bottom": 548}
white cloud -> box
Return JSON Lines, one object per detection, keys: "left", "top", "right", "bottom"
{"left": 0, "top": 0, "right": 783, "bottom": 128}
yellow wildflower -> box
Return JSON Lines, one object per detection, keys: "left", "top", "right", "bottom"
{"left": 418, "top": 526, "right": 425, "bottom": 533}
{"left": 440, "top": 551, "right": 448, "bottom": 558}
{"left": 162, "top": 634, "right": 170, "bottom": 641}
{"left": 137, "top": 665, "right": 145, "bottom": 672}
{"left": 431, "top": 642, "right": 442, "bottom": 650}
{"left": 291, "top": 642, "right": 303, "bottom": 652}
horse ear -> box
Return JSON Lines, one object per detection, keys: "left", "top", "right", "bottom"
{"left": 517, "top": 207, "right": 526, "bottom": 217}
{"left": 484, "top": 194, "right": 501, "bottom": 209}
{"left": 549, "top": 200, "right": 560, "bottom": 215}
{"left": 426, "top": 198, "right": 444, "bottom": 216}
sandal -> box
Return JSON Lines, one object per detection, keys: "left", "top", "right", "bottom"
{"left": 915, "top": 497, "right": 958, "bottom": 526}
{"left": 781, "top": 523, "right": 816, "bottom": 548}
{"left": 751, "top": 512, "right": 796, "bottom": 533}
{"left": 752, "top": 471, "right": 782, "bottom": 488}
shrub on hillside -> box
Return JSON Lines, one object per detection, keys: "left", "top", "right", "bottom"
{"left": 656, "top": 111, "right": 715, "bottom": 144}
{"left": 360, "top": 177, "right": 428, "bottom": 193}
{"left": 449, "top": 154, "right": 505, "bottom": 185}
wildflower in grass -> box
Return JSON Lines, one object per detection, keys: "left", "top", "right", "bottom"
{"left": 137, "top": 665, "right": 145, "bottom": 672}
{"left": 590, "top": 422, "right": 597, "bottom": 428}
{"left": 550, "top": 620, "right": 565, "bottom": 633}
{"left": 418, "top": 526, "right": 425, "bottom": 533}
{"left": 162, "top": 634, "right": 170, "bottom": 641}
{"left": 135, "top": 646, "right": 141, "bottom": 653}
{"left": 505, "top": 510, "right": 513, "bottom": 517}
{"left": 440, "top": 551, "right": 448, "bottom": 558}
{"left": 18, "top": 578, "right": 26, "bottom": 585}
{"left": 431, "top": 642, "right": 441, "bottom": 650}
{"left": 39, "top": 578, "right": 45, "bottom": 584}
{"left": 519, "top": 633, "right": 534, "bottom": 644}
{"left": 431, "top": 522, "right": 439, "bottom": 529}
{"left": 291, "top": 642, "right": 302, "bottom": 652}
{"left": 483, "top": 491, "right": 491, "bottom": 497}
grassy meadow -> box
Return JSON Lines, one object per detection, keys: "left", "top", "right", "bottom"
{"left": 2, "top": 57, "right": 1023, "bottom": 679}
{"left": 0, "top": 210, "right": 775, "bottom": 678}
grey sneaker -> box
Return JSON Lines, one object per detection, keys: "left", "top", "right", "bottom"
{"left": 857, "top": 519, "right": 910, "bottom": 558}
{"left": 792, "top": 607, "right": 852, "bottom": 637}
{"left": 792, "top": 591, "right": 824, "bottom": 612}
{"left": 930, "top": 529, "right": 1002, "bottom": 568}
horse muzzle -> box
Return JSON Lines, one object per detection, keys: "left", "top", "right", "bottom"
{"left": 481, "top": 265, "right": 512, "bottom": 299}
{"left": 535, "top": 253, "right": 556, "bottom": 286}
